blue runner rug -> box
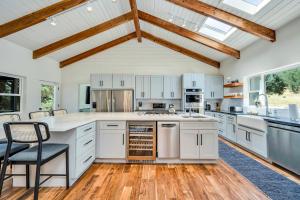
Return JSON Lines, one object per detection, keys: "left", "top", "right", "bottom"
{"left": 219, "top": 141, "right": 300, "bottom": 200}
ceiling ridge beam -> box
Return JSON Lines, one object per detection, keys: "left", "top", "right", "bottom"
{"left": 138, "top": 10, "right": 240, "bottom": 59}
{"left": 166, "top": 0, "right": 276, "bottom": 42}
{"left": 33, "top": 12, "right": 133, "bottom": 59}
{"left": 60, "top": 32, "right": 136, "bottom": 68}
{"left": 129, "top": 0, "right": 142, "bottom": 42}
{"left": 0, "top": 0, "right": 88, "bottom": 38}
{"left": 141, "top": 31, "right": 220, "bottom": 68}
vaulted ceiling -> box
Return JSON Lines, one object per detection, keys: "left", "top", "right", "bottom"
{"left": 1, "top": 0, "right": 300, "bottom": 68}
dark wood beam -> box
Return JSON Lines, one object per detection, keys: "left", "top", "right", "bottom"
{"left": 33, "top": 12, "right": 133, "bottom": 59}
{"left": 167, "top": 0, "right": 276, "bottom": 42}
{"left": 60, "top": 32, "right": 136, "bottom": 68}
{"left": 0, "top": 0, "right": 88, "bottom": 38}
{"left": 129, "top": 0, "right": 142, "bottom": 42}
{"left": 141, "top": 31, "right": 220, "bottom": 68}
{"left": 138, "top": 10, "right": 240, "bottom": 59}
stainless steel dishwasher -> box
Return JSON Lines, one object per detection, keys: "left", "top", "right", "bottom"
{"left": 157, "top": 122, "right": 180, "bottom": 158}
{"left": 268, "top": 122, "right": 300, "bottom": 175}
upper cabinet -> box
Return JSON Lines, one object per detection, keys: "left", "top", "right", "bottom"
{"left": 113, "top": 74, "right": 134, "bottom": 89}
{"left": 136, "top": 75, "right": 151, "bottom": 99}
{"left": 164, "top": 76, "right": 182, "bottom": 99}
{"left": 90, "top": 74, "right": 113, "bottom": 90}
{"left": 183, "top": 73, "right": 204, "bottom": 89}
{"left": 151, "top": 75, "right": 164, "bottom": 99}
{"left": 205, "top": 75, "right": 224, "bottom": 99}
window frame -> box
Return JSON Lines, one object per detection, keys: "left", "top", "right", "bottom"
{"left": 40, "top": 80, "right": 59, "bottom": 111}
{"left": 0, "top": 73, "right": 23, "bottom": 114}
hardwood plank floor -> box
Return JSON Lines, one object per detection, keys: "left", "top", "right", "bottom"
{"left": 1, "top": 161, "right": 268, "bottom": 200}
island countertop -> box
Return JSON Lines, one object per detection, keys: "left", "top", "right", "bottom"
{"left": 33, "top": 112, "right": 218, "bottom": 132}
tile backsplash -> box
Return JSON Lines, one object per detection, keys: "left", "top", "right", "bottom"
{"left": 136, "top": 99, "right": 182, "bottom": 111}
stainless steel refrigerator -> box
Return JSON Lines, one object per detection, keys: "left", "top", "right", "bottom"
{"left": 91, "top": 90, "right": 134, "bottom": 112}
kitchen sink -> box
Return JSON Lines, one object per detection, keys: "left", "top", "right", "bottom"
{"left": 237, "top": 115, "right": 267, "bottom": 131}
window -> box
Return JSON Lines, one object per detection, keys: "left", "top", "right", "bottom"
{"left": 223, "top": 0, "right": 271, "bottom": 15}
{"left": 247, "top": 65, "right": 300, "bottom": 108}
{"left": 0, "top": 74, "right": 22, "bottom": 113}
{"left": 199, "top": 17, "right": 237, "bottom": 41}
{"left": 40, "top": 82, "right": 58, "bottom": 111}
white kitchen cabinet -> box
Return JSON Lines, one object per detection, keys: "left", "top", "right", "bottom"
{"left": 135, "top": 75, "right": 151, "bottom": 99}
{"left": 217, "top": 113, "right": 226, "bottom": 137}
{"left": 225, "top": 115, "right": 237, "bottom": 142}
{"left": 98, "top": 130, "right": 126, "bottom": 158}
{"left": 237, "top": 127, "right": 250, "bottom": 148}
{"left": 90, "top": 74, "right": 113, "bottom": 90}
{"left": 180, "top": 122, "right": 218, "bottom": 160}
{"left": 199, "top": 130, "right": 218, "bottom": 159}
{"left": 150, "top": 75, "right": 164, "bottom": 99}
{"left": 183, "top": 73, "right": 204, "bottom": 89}
{"left": 205, "top": 75, "right": 224, "bottom": 99}
{"left": 113, "top": 74, "right": 134, "bottom": 89}
{"left": 164, "top": 75, "right": 182, "bottom": 99}
{"left": 180, "top": 130, "right": 199, "bottom": 159}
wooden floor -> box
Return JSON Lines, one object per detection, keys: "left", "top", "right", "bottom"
{"left": 1, "top": 139, "right": 299, "bottom": 200}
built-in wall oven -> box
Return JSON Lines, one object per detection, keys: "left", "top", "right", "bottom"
{"left": 184, "top": 89, "right": 204, "bottom": 113}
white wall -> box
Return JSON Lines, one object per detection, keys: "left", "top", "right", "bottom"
{"left": 0, "top": 39, "right": 60, "bottom": 119}
{"left": 61, "top": 39, "right": 221, "bottom": 112}
{"left": 220, "top": 16, "right": 300, "bottom": 112}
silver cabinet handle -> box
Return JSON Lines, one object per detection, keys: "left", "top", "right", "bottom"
{"left": 196, "top": 134, "right": 199, "bottom": 146}
{"left": 200, "top": 134, "right": 203, "bottom": 146}
{"left": 107, "top": 124, "right": 118, "bottom": 127}
{"left": 122, "top": 134, "right": 125, "bottom": 145}
{"left": 248, "top": 132, "right": 251, "bottom": 141}
{"left": 84, "top": 127, "right": 92, "bottom": 132}
{"left": 84, "top": 139, "right": 93, "bottom": 146}
{"left": 84, "top": 156, "right": 92, "bottom": 163}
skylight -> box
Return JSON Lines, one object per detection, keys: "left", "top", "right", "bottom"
{"left": 199, "top": 17, "right": 237, "bottom": 41}
{"left": 223, "top": 0, "right": 271, "bottom": 15}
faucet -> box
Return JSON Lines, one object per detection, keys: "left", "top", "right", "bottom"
{"left": 259, "top": 94, "right": 271, "bottom": 117}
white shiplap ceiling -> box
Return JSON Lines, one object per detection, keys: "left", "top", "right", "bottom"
{"left": 1, "top": 0, "right": 300, "bottom": 64}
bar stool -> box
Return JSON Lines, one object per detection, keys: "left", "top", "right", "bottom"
{"left": 29, "top": 111, "right": 51, "bottom": 119}
{"left": 0, "top": 122, "right": 69, "bottom": 200}
{"left": 52, "top": 109, "right": 67, "bottom": 116}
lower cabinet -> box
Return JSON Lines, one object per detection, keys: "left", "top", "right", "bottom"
{"left": 96, "top": 121, "right": 126, "bottom": 159}
{"left": 180, "top": 123, "right": 218, "bottom": 160}
{"left": 225, "top": 115, "right": 237, "bottom": 142}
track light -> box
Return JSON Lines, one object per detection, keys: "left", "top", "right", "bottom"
{"left": 50, "top": 17, "right": 57, "bottom": 26}
{"left": 86, "top": 1, "right": 93, "bottom": 12}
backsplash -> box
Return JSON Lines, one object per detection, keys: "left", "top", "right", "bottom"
{"left": 136, "top": 99, "right": 182, "bottom": 111}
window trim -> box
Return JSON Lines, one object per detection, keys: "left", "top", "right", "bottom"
{"left": 0, "top": 72, "right": 23, "bottom": 114}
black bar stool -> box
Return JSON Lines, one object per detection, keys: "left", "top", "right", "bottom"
{"left": 52, "top": 109, "right": 67, "bottom": 116}
{"left": 0, "top": 122, "right": 69, "bottom": 200}
{"left": 29, "top": 111, "right": 51, "bottom": 119}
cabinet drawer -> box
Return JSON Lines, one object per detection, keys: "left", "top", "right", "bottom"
{"left": 76, "top": 146, "right": 95, "bottom": 178}
{"left": 76, "top": 131, "right": 95, "bottom": 157}
{"left": 77, "top": 122, "right": 96, "bottom": 139}
{"left": 180, "top": 122, "right": 217, "bottom": 130}
{"left": 99, "top": 121, "right": 126, "bottom": 130}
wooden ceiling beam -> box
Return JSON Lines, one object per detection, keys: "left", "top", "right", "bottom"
{"left": 0, "top": 0, "right": 88, "bottom": 38}
{"left": 141, "top": 31, "right": 220, "bottom": 68}
{"left": 33, "top": 12, "right": 133, "bottom": 59}
{"left": 138, "top": 10, "right": 240, "bottom": 59}
{"left": 129, "top": 0, "right": 142, "bottom": 42}
{"left": 60, "top": 32, "right": 136, "bottom": 68}
{"left": 167, "top": 0, "right": 276, "bottom": 42}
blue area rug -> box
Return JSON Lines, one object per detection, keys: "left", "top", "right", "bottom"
{"left": 219, "top": 141, "right": 300, "bottom": 200}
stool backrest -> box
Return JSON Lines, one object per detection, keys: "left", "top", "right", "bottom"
{"left": 52, "top": 109, "right": 67, "bottom": 116}
{"left": 0, "top": 114, "right": 21, "bottom": 122}
{"left": 3, "top": 122, "right": 50, "bottom": 143}
{"left": 29, "top": 111, "right": 51, "bottom": 119}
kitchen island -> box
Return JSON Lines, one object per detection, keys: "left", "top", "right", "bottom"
{"left": 12, "top": 112, "right": 218, "bottom": 187}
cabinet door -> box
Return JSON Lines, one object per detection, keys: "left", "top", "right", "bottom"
{"left": 143, "top": 76, "right": 151, "bottom": 99}
{"left": 204, "top": 75, "right": 213, "bottom": 99}
{"left": 199, "top": 130, "right": 218, "bottom": 159}
{"left": 100, "top": 74, "right": 113, "bottom": 89}
{"left": 180, "top": 130, "right": 199, "bottom": 159}
{"left": 236, "top": 128, "right": 250, "bottom": 149}
{"left": 113, "top": 74, "right": 123, "bottom": 89}
{"left": 135, "top": 76, "right": 143, "bottom": 99}
{"left": 99, "top": 130, "right": 125, "bottom": 158}
{"left": 172, "top": 76, "right": 182, "bottom": 99}
{"left": 183, "top": 74, "right": 192, "bottom": 88}
{"left": 123, "top": 74, "right": 134, "bottom": 89}
{"left": 151, "top": 75, "right": 164, "bottom": 99}
{"left": 250, "top": 130, "right": 267, "bottom": 157}
{"left": 213, "top": 76, "right": 224, "bottom": 99}
{"left": 194, "top": 74, "right": 204, "bottom": 89}
{"left": 163, "top": 76, "right": 172, "bottom": 99}
{"left": 90, "top": 74, "right": 101, "bottom": 90}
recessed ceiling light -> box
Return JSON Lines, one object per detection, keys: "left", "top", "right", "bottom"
{"left": 86, "top": 1, "right": 93, "bottom": 12}
{"left": 168, "top": 15, "right": 174, "bottom": 22}
{"left": 112, "top": 0, "right": 117, "bottom": 2}
{"left": 182, "top": 20, "right": 186, "bottom": 27}
{"left": 50, "top": 17, "right": 57, "bottom": 26}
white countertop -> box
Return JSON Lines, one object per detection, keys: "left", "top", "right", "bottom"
{"left": 33, "top": 112, "right": 218, "bottom": 132}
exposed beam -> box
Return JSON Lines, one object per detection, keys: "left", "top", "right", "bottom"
{"left": 0, "top": 0, "right": 88, "bottom": 38}
{"left": 33, "top": 12, "right": 133, "bottom": 59}
{"left": 138, "top": 10, "right": 240, "bottom": 59}
{"left": 141, "top": 31, "right": 220, "bottom": 68}
{"left": 129, "top": 0, "right": 142, "bottom": 42}
{"left": 60, "top": 32, "right": 136, "bottom": 68}
{"left": 167, "top": 0, "right": 276, "bottom": 42}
